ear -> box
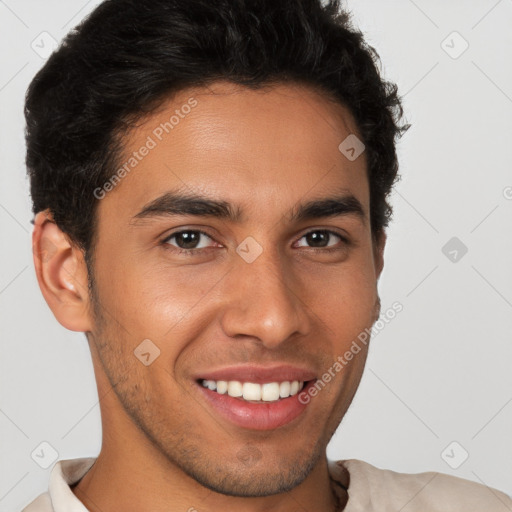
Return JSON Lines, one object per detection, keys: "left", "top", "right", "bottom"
{"left": 32, "top": 210, "right": 93, "bottom": 332}
{"left": 373, "top": 230, "right": 386, "bottom": 281}
{"left": 371, "top": 231, "right": 386, "bottom": 323}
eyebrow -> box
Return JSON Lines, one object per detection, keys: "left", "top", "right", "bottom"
{"left": 132, "top": 190, "right": 366, "bottom": 225}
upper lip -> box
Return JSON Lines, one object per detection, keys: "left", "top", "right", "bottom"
{"left": 194, "top": 364, "right": 317, "bottom": 384}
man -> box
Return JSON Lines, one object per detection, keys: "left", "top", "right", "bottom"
{"left": 22, "top": 0, "right": 512, "bottom": 510}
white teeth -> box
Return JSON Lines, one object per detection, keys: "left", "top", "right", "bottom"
{"left": 227, "top": 381, "right": 243, "bottom": 397}
{"left": 201, "top": 379, "right": 307, "bottom": 402}
{"left": 243, "top": 382, "right": 261, "bottom": 401}
{"left": 202, "top": 379, "right": 217, "bottom": 390}
{"left": 216, "top": 380, "right": 228, "bottom": 394}
{"left": 279, "top": 381, "right": 291, "bottom": 398}
{"left": 262, "top": 382, "right": 280, "bottom": 401}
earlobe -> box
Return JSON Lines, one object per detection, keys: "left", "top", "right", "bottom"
{"left": 32, "top": 210, "right": 93, "bottom": 332}
{"left": 372, "top": 295, "right": 381, "bottom": 323}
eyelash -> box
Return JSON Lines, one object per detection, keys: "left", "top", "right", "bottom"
{"left": 160, "top": 228, "right": 350, "bottom": 256}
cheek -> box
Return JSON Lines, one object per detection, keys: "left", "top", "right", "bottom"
{"left": 93, "top": 248, "right": 215, "bottom": 331}
{"left": 134, "top": 263, "right": 227, "bottom": 340}
{"left": 90, "top": 258, "right": 227, "bottom": 379}
{"left": 304, "top": 263, "right": 377, "bottom": 337}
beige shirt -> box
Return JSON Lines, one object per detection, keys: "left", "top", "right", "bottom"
{"left": 21, "top": 457, "right": 512, "bottom": 512}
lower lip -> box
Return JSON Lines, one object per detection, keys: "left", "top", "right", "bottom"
{"left": 197, "top": 382, "right": 314, "bottom": 431}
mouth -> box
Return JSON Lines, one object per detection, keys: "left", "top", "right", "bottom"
{"left": 193, "top": 365, "right": 317, "bottom": 431}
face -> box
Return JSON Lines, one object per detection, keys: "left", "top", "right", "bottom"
{"left": 76, "top": 81, "right": 383, "bottom": 496}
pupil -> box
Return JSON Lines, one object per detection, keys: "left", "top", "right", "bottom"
{"left": 177, "top": 231, "right": 199, "bottom": 249}
{"left": 307, "top": 231, "right": 328, "bottom": 247}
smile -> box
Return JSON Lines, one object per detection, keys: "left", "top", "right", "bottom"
{"left": 194, "top": 365, "right": 318, "bottom": 430}
{"left": 200, "top": 379, "right": 306, "bottom": 402}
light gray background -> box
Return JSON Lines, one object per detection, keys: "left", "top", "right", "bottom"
{"left": 1, "top": 0, "right": 511, "bottom": 510}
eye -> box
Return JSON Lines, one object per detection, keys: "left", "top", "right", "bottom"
{"left": 160, "top": 228, "right": 349, "bottom": 256}
{"left": 162, "top": 229, "right": 218, "bottom": 252}
{"left": 295, "top": 230, "right": 348, "bottom": 250}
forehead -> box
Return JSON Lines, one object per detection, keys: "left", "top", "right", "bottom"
{"left": 100, "top": 80, "right": 369, "bottom": 223}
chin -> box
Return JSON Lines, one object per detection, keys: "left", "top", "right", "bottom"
{"left": 186, "top": 458, "right": 316, "bottom": 497}
{"left": 165, "top": 435, "right": 325, "bottom": 498}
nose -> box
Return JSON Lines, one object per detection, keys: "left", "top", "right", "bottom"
{"left": 219, "top": 246, "right": 311, "bottom": 349}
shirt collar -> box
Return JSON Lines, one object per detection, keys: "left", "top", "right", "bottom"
{"left": 48, "top": 457, "right": 96, "bottom": 512}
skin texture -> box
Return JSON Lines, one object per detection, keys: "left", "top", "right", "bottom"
{"left": 32, "top": 81, "right": 385, "bottom": 512}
